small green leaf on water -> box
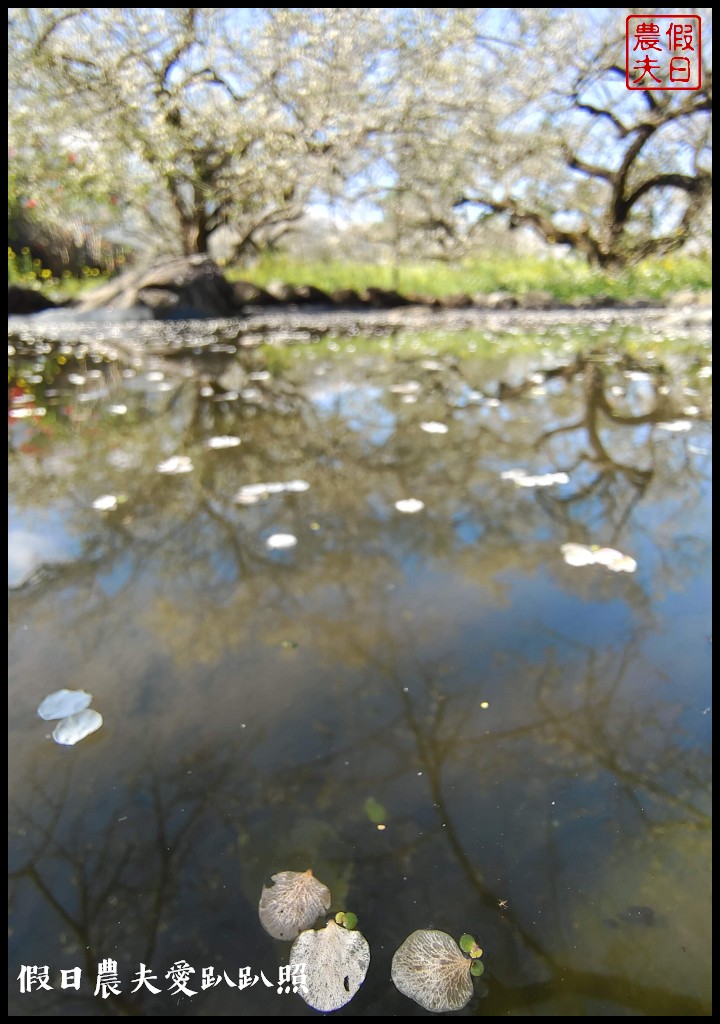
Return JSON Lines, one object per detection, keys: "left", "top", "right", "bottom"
{"left": 470, "top": 960, "right": 485, "bottom": 977}
{"left": 459, "top": 934, "right": 478, "bottom": 954}
{"left": 335, "top": 912, "right": 346, "bottom": 925}
{"left": 342, "top": 912, "right": 358, "bottom": 930}
{"left": 363, "top": 797, "right": 387, "bottom": 825}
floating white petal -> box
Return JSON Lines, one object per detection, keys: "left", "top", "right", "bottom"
{"left": 592, "top": 547, "right": 625, "bottom": 567}
{"left": 290, "top": 919, "right": 370, "bottom": 1012}
{"left": 52, "top": 709, "right": 103, "bottom": 745}
{"left": 37, "top": 689, "right": 93, "bottom": 721}
{"left": 259, "top": 869, "right": 331, "bottom": 941}
{"left": 657, "top": 421, "right": 692, "bottom": 432}
{"left": 395, "top": 499, "right": 425, "bottom": 514}
{"left": 9, "top": 406, "right": 47, "bottom": 419}
{"left": 605, "top": 554, "right": 638, "bottom": 573}
{"left": 561, "top": 543, "right": 637, "bottom": 573}
{"left": 235, "top": 480, "right": 309, "bottom": 503}
{"left": 390, "top": 381, "right": 421, "bottom": 395}
{"left": 156, "top": 455, "right": 193, "bottom": 474}
{"left": 206, "top": 435, "right": 241, "bottom": 449}
{"left": 92, "top": 495, "right": 118, "bottom": 511}
{"left": 391, "top": 929, "right": 474, "bottom": 1013}
{"left": 503, "top": 469, "right": 569, "bottom": 487}
{"left": 107, "top": 404, "right": 128, "bottom": 415}
{"left": 420, "top": 421, "right": 449, "bottom": 434}
{"left": 266, "top": 533, "right": 298, "bottom": 549}
{"left": 561, "top": 543, "right": 596, "bottom": 567}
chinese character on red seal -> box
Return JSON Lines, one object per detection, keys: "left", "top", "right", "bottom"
{"left": 626, "top": 15, "right": 701, "bottom": 90}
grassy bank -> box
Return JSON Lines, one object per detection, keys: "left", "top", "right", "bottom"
{"left": 226, "top": 253, "right": 711, "bottom": 302}
{"left": 9, "top": 248, "right": 711, "bottom": 303}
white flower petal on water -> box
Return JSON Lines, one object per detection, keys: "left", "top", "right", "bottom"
{"left": 9, "top": 406, "right": 47, "bottom": 419}
{"left": 67, "top": 374, "right": 86, "bottom": 386}
{"left": 503, "top": 470, "right": 569, "bottom": 487}
{"left": 206, "top": 435, "right": 241, "bottom": 449}
{"left": 259, "top": 869, "right": 331, "bottom": 941}
{"left": 391, "top": 929, "right": 474, "bottom": 1013}
{"left": 37, "top": 689, "right": 93, "bottom": 721}
{"left": 591, "top": 547, "right": 625, "bottom": 567}
{"left": 657, "top": 420, "right": 692, "bottom": 432}
{"left": 156, "top": 455, "right": 193, "bottom": 474}
{"left": 241, "top": 387, "right": 262, "bottom": 402}
{"left": 561, "top": 543, "right": 637, "bottom": 573}
{"left": 420, "top": 421, "right": 449, "bottom": 434}
{"left": 92, "top": 495, "right": 118, "bottom": 511}
{"left": 107, "top": 404, "right": 128, "bottom": 415}
{"left": 235, "top": 480, "right": 309, "bottom": 503}
{"left": 605, "top": 554, "right": 638, "bottom": 573}
{"left": 290, "top": 919, "right": 370, "bottom": 1012}
{"left": 248, "top": 370, "right": 271, "bottom": 381}
{"left": 238, "top": 483, "right": 270, "bottom": 498}
{"left": 395, "top": 499, "right": 425, "bottom": 513}
{"left": 561, "top": 543, "right": 596, "bottom": 567}
{"left": 52, "top": 709, "right": 103, "bottom": 745}
{"left": 593, "top": 548, "right": 637, "bottom": 573}
{"left": 390, "top": 381, "right": 421, "bottom": 395}
{"left": 266, "top": 533, "right": 297, "bottom": 549}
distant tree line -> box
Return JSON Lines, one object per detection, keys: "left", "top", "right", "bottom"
{"left": 8, "top": 8, "right": 712, "bottom": 270}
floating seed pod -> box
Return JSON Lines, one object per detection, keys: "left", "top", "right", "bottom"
{"left": 391, "top": 929, "right": 476, "bottom": 1013}
{"left": 258, "top": 869, "right": 331, "bottom": 941}
{"left": 290, "top": 917, "right": 370, "bottom": 1012}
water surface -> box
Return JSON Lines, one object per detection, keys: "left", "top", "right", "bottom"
{"left": 8, "top": 318, "right": 712, "bottom": 1016}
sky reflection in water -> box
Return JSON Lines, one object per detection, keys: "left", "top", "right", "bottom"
{"left": 8, "top": 322, "right": 712, "bottom": 1016}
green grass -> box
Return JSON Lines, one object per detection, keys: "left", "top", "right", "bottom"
{"left": 10, "top": 247, "right": 711, "bottom": 304}
{"left": 226, "top": 253, "right": 711, "bottom": 302}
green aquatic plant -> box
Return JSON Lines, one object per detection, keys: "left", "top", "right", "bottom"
{"left": 335, "top": 910, "right": 358, "bottom": 930}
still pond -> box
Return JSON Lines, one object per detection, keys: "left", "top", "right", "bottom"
{"left": 8, "top": 313, "right": 712, "bottom": 1016}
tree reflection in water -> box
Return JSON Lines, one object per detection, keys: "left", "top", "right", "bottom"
{"left": 9, "top": 324, "right": 711, "bottom": 1015}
